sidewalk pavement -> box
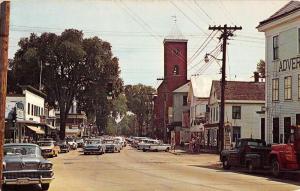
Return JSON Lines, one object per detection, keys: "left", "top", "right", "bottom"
{"left": 169, "top": 147, "right": 219, "bottom": 155}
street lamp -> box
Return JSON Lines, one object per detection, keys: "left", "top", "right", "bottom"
{"left": 204, "top": 53, "right": 222, "bottom": 63}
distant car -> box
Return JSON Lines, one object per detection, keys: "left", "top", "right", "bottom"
{"left": 67, "top": 139, "right": 78, "bottom": 150}
{"left": 3, "top": 143, "right": 54, "bottom": 190}
{"left": 138, "top": 139, "right": 160, "bottom": 152}
{"left": 37, "top": 141, "right": 60, "bottom": 158}
{"left": 103, "top": 139, "right": 121, "bottom": 153}
{"left": 115, "top": 137, "right": 126, "bottom": 147}
{"left": 149, "top": 143, "right": 171, "bottom": 152}
{"left": 58, "top": 140, "right": 70, "bottom": 153}
{"left": 83, "top": 139, "right": 105, "bottom": 155}
{"left": 75, "top": 138, "right": 84, "bottom": 148}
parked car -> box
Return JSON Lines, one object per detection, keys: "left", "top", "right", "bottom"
{"left": 58, "top": 140, "right": 70, "bottom": 153}
{"left": 3, "top": 143, "right": 54, "bottom": 190}
{"left": 103, "top": 139, "right": 121, "bottom": 153}
{"left": 67, "top": 139, "right": 78, "bottom": 150}
{"left": 138, "top": 139, "right": 160, "bottom": 151}
{"left": 148, "top": 143, "right": 171, "bottom": 152}
{"left": 75, "top": 138, "right": 84, "bottom": 148}
{"left": 37, "top": 141, "right": 60, "bottom": 158}
{"left": 83, "top": 139, "right": 105, "bottom": 155}
{"left": 115, "top": 136, "right": 126, "bottom": 147}
{"left": 220, "top": 138, "right": 271, "bottom": 173}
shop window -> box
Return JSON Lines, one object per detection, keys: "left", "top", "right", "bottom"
{"left": 232, "top": 126, "right": 241, "bottom": 142}
{"left": 232, "top": 106, "right": 241, "bottom": 119}
{"left": 273, "top": 35, "right": 279, "bottom": 60}
{"left": 284, "top": 76, "right": 292, "bottom": 100}
{"left": 272, "top": 78, "right": 279, "bottom": 101}
{"left": 31, "top": 105, "right": 34, "bottom": 116}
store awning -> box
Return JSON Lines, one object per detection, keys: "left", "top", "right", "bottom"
{"left": 25, "top": 125, "right": 45, "bottom": 134}
{"left": 46, "top": 124, "right": 57, "bottom": 130}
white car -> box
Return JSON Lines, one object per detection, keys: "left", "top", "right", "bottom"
{"left": 149, "top": 143, "right": 171, "bottom": 152}
{"left": 138, "top": 139, "right": 160, "bottom": 151}
{"left": 67, "top": 140, "right": 78, "bottom": 150}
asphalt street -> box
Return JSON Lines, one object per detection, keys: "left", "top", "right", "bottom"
{"left": 4, "top": 147, "right": 300, "bottom": 191}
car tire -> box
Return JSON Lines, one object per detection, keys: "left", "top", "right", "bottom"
{"left": 143, "top": 148, "right": 146, "bottom": 152}
{"left": 165, "top": 147, "right": 170, "bottom": 152}
{"left": 84, "top": 152, "right": 87, "bottom": 155}
{"left": 247, "top": 161, "right": 254, "bottom": 173}
{"left": 271, "top": 159, "right": 281, "bottom": 178}
{"left": 222, "top": 158, "right": 231, "bottom": 170}
{"left": 41, "top": 183, "right": 50, "bottom": 190}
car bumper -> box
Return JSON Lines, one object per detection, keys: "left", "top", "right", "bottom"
{"left": 84, "top": 149, "right": 102, "bottom": 154}
{"left": 3, "top": 177, "right": 54, "bottom": 185}
{"left": 105, "top": 148, "right": 115, "bottom": 152}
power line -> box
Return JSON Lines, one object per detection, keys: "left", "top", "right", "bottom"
{"left": 193, "top": 0, "right": 215, "bottom": 24}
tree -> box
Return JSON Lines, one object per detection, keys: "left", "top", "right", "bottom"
{"left": 124, "top": 84, "right": 155, "bottom": 136}
{"left": 256, "top": 59, "right": 265, "bottom": 78}
{"left": 10, "top": 29, "right": 123, "bottom": 139}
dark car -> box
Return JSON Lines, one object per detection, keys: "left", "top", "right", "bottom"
{"left": 58, "top": 140, "right": 70, "bottom": 153}
{"left": 220, "top": 138, "right": 271, "bottom": 173}
{"left": 2, "top": 143, "right": 54, "bottom": 190}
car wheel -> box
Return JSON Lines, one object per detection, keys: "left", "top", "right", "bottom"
{"left": 41, "top": 183, "right": 50, "bottom": 190}
{"left": 84, "top": 152, "right": 87, "bottom": 155}
{"left": 143, "top": 148, "right": 146, "bottom": 152}
{"left": 247, "top": 161, "right": 254, "bottom": 173}
{"left": 222, "top": 158, "right": 231, "bottom": 170}
{"left": 165, "top": 147, "right": 170, "bottom": 152}
{"left": 271, "top": 159, "right": 281, "bottom": 177}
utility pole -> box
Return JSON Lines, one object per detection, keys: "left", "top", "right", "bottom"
{"left": 208, "top": 25, "right": 242, "bottom": 152}
{"left": 0, "top": 1, "right": 10, "bottom": 189}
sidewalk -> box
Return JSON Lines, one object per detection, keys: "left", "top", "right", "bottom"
{"left": 169, "top": 146, "right": 219, "bottom": 155}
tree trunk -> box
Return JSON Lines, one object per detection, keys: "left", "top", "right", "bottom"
{"left": 59, "top": 108, "right": 66, "bottom": 140}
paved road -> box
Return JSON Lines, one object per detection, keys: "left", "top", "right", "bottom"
{"left": 4, "top": 147, "right": 300, "bottom": 191}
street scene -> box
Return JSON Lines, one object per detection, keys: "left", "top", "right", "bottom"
{"left": 0, "top": 0, "right": 300, "bottom": 191}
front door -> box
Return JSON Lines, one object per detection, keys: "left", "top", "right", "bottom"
{"left": 273, "top": 118, "right": 279, "bottom": 144}
{"left": 284, "top": 117, "right": 291, "bottom": 144}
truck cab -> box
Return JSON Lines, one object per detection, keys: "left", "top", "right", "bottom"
{"left": 270, "top": 125, "right": 300, "bottom": 177}
{"left": 220, "top": 138, "right": 271, "bottom": 172}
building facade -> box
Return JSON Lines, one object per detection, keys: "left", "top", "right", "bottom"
{"left": 257, "top": 1, "right": 300, "bottom": 144}
{"left": 153, "top": 24, "right": 188, "bottom": 142}
{"left": 206, "top": 80, "right": 265, "bottom": 150}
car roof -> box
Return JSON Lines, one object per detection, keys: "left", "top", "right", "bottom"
{"left": 4, "top": 143, "right": 38, "bottom": 147}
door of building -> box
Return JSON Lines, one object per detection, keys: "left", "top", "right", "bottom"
{"left": 273, "top": 118, "right": 279, "bottom": 143}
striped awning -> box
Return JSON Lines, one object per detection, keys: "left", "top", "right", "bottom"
{"left": 25, "top": 125, "right": 45, "bottom": 135}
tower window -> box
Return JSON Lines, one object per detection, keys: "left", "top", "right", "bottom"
{"left": 173, "top": 65, "right": 179, "bottom": 75}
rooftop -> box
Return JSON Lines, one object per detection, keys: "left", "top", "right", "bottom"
{"left": 212, "top": 81, "right": 265, "bottom": 101}
{"left": 258, "top": 1, "right": 300, "bottom": 28}
{"left": 164, "top": 20, "right": 187, "bottom": 43}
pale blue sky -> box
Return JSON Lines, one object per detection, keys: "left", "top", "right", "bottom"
{"left": 9, "top": 0, "right": 289, "bottom": 88}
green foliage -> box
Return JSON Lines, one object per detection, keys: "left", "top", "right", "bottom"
{"left": 10, "top": 29, "right": 123, "bottom": 139}
{"left": 124, "top": 84, "right": 155, "bottom": 136}
{"left": 256, "top": 59, "right": 265, "bottom": 78}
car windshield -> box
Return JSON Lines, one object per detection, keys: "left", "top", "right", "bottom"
{"left": 38, "top": 142, "right": 52, "bottom": 147}
{"left": 88, "top": 140, "right": 101, "bottom": 144}
{"left": 4, "top": 145, "right": 39, "bottom": 156}
{"left": 247, "top": 141, "right": 265, "bottom": 147}
{"left": 103, "top": 140, "right": 114, "bottom": 144}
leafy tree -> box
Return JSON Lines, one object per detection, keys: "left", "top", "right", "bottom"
{"left": 10, "top": 29, "right": 122, "bottom": 139}
{"left": 256, "top": 59, "right": 265, "bottom": 78}
{"left": 124, "top": 84, "right": 155, "bottom": 136}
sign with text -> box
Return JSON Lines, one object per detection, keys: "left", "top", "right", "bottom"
{"left": 278, "top": 56, "right": 300, "bottom": 72}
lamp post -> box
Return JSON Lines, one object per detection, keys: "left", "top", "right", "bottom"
{"left": 204, "top": 53, "right": 224, "bottom": 152}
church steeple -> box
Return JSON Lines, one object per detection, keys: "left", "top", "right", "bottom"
{"left": 164, "top": 16, "right": 187, "bottom": 42}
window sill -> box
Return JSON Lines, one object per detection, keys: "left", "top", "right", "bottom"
{"left": 272, "top": 59, "right": 280, "bottom": 62}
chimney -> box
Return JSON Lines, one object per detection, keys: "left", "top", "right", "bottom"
{"left": 254, "top": 72, "right": 259, "bottom": 82}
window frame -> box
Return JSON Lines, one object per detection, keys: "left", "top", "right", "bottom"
{"left": 298, "top": 74, "right": 300, "bottom": 99}
{"left": 182, "top": 95, "right": 187, "bottom": 106}
{"left": 273, "top": 35, "right": 279, "bottom": 60}
{"left": 232, "top": 106, "right": 241, "bottom": 119}
{"left": 173, "top": 65, "right": 179, "bottom": 75}
{"left": 284, "top": 76, "right": 292, "bottom": 100}
{"left": 272, "top": 78, "right": 279, "bottom": 101}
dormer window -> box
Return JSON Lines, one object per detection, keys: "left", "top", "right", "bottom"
{"left": 173, "top": 65, "right": 179, "bottom": 75}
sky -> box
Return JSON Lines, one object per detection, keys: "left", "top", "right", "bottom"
{"left": 8, "top": 0, "right": 290, "bottom": 89}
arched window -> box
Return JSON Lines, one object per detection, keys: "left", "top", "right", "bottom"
{"left": 173, "top": 65, "right": 179, "bottom": 75}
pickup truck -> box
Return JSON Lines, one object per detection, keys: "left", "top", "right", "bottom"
{"left": 220, "top": 138, "right": 271, "bottom": 173}
{"left": 148, "top": 143, "right": 171, "bottom": 152}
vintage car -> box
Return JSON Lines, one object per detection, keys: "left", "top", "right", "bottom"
{"left": 75, "top": 138, "right": 84, "bottom": 148}
{"left": 138, "top": 139, "right": 160, "bottom": 151}
{"left": 148, "top": 143, "right": 171, "bottom": 152}
{"left": 83, "top": 139, "right": 105, "bottom": 155}
{"left": 37, "top": 141, "right": 60, "bottom": 158}
{"left": 57, "top": 140, "right": 70, "bottom": 153}
{"left": 67, "top": 139, "right": 78, "bottom": 150}
{"left": 103, "top": 139, "right": 121, "bottom": 153}
{"left": 220, "top": 138, "right": 271, "bottom": 173}
{"left": 2, "top": 143, "right": 54, "bottom": 190}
